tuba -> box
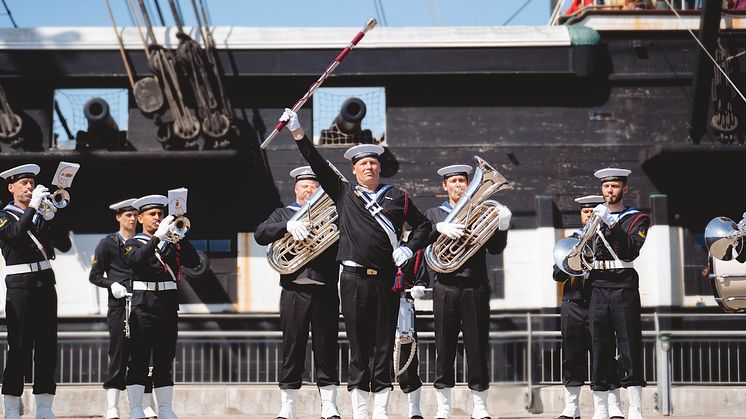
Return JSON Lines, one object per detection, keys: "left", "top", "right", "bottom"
{"left": 705, "top": 213, "right": 746, "bottom": 261}
{"left": 266, "top": 187, "right": 339, "bottom": 275}
{"left": 553, "top": 210, "right": 604, "bottom": 276}
{"left": 425, "top": 156, "right": 512, "bottom": 274}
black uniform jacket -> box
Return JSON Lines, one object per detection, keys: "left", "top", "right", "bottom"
{"left": 425, "top": 202, "right": 507, "bottom": 284}
{"left": 296, "top": 136, "right": 431, "bottom": 273}
{"left": 0, "top": 203, "right": 72, "bottom": 288}
{"left": 124, "top": 233, "right": 199, "bottom": 283}
{"left": 552, "top": 229, "right": 592, "bottom": 302}
{"left": 254, "top": 203, "right": 340, "bottom": 287}
{"left": 89, "top": 232, "right": 133, "bottom": 306}
{"left": 589, "top": 207, "right": 650, "bottom": 289}
{"left": 403, "top": 248, "right": 429, "bottom": 288}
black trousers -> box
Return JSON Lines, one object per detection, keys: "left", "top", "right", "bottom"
{"left": 2, "top": 286, "right": 57, "bottom": 396}
{"left": 340, "top": 270, "right": 399, "bottom": 393}
{"left": 279, "top": 283, "right": 340, "bottom": 389}
{"left": 395, "top": 296, "right": 422, "bottom": 394}
{"left": 433, "top": 280, "right": 491, "bottom": 391}
{"left": 126, "top": 290, "right": 179, "bottom": 388}
{"left": 561, "top": 300, "right": 591, "bottom": 387}
{"left": 104, "top": 304, "right": 154, "bottom": 393}
{"left": 589, "top": 287, "right": 646, "bottom": 391}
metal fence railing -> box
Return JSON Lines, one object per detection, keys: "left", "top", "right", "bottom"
{"left": 1, "top": 311, "right": 745, "bottom": 408}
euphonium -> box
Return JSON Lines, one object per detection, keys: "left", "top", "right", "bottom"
{"left": 705, "top": 212, "right": 746, "bottom": 261}
{"left": 266, "top": 187, "right": 339, "bottom": 275}
{"left": 425, "top": 156, "right": 512, "bottom": 274}
{"left": 553, "top": 210, "right": 604, "bottom": 276}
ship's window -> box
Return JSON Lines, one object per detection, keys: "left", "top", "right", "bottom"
{"left": 312, "top": 87, "right": 386, "bottom": 146}
{"left": 190, "top": 238, "right": 234, "bottom": 256}
{"left": 52, "top": 88, "right": 129, "bottom": 151}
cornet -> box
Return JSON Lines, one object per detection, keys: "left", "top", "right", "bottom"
{"left": 167, "top": 215, "right": 190, "bottom": 242}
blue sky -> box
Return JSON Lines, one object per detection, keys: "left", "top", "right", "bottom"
{"left": 1, "top": 0, "right": 552, "bottom": 28}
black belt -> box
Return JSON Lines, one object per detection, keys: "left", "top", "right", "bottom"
{"left": 342, "top": 265, "right": 381, "bottom": 277}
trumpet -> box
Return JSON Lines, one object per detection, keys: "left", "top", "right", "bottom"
{"left": 37, "top": 195, "right": 58, "bottom": 221}
{"left": 166, "top": 215, "right": 190, "bottom": 243}
{"left": 50, "top": 187, "right": 70, "bottom": 209}
{"left": 553, "top": 208, "right": 605, "bottom": 276}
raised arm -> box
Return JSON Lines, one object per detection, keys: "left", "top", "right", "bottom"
{"left": 0, "top": 210, "right": 35, "bottom": 243}
{"left": 281, "top": 109, "right": 345, "bottom": 201}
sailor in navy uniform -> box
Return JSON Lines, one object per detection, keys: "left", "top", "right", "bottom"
{"left": 0, "top": 164, "right": 71, "bottom": 419}
{"left": 124, "top": 195, "right": 199, "bottom": 419}
{"left": 254, "top": 167, "right": 341, "bottom": 419}
{"left": 587, "top": 168, "right": 650, "bottom": 419}
{"left": 424, "top": 164, "right": 511, "bottom": 419}
{"left": 281, "top": 109, "right": 431, "bottom": 419}
{"left": 554, "top": 195, "right": 621, "bottom": 419}
{"left": 89, "top": 199, "right": 157, "bottom": 419}
{"left": 397, "top": 248, "right": 429, "bottom": 419}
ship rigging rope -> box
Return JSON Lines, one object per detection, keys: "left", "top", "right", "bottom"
{"left": 126, "top": 0, "right": 152, "bottom": 60}
{"left": 104, "top": 0, "right": 137, "bottom": 90}
{"left": 663, "top": 0, "right": 746, "bottom": 105}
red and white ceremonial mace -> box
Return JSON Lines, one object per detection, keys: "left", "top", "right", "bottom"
{"left": 260, "top": 18, "right": 378, "bottom": 149}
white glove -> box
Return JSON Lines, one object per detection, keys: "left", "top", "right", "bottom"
{"left": 29, "top": 185, "right": 50, "bottom": 210}
{"left": 392, "top": 246, "right": 413, "bottom": 267}
{"left": 410, "top": 285, "right": 426, "bottom": 300}
{"left": 286, "top": 220, "right": 310, "bottom": 241}
{"left": 498, "top": 205, "right": 512, "bottom": 231}
{"left": 110, "top": 282, "right": 127, "bottom": 299}
{"left": 436, "top": 222, "right": 465, "bottom": 240}
{"left": 154, "top": 215, "right": 175, "bottom": 241}
{"left": 279, "top": 108, "right": 301, "bottom": 131}
{"left": 593, "top": 204, "right": 615, "bottom": 227}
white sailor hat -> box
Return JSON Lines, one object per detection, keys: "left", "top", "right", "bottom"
{"left": 109, "top": 198, "right": 138, "bottom": 213}
{"left": 575, "top": 195, "right": 605, "bottom": 208}
{"left": 132, "top": 195, "right": 168, "bottom": 213}
{"left": 289, "top": 166, "right": 317, "bottom": 182}
{"left": 594, "top": 168, "right": 631, "bottom": 183}
{"left": 437, "top": 164, "right": 473, "bottom": 180}
{"left": 0, "top": 164, "right": 40, "bottom": 183}
{"left": 343, "top": 144, "right": 384, "bottom": 163}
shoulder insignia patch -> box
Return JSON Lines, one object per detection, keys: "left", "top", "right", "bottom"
{"left": 124, "top": 246, "right": 133, "bottom": 255}
{"left": 91, "top": 256, "right": 97, "bottom": 265}
{"left": 0, "top": 219, "right": 7, "bottom": 229}
{"left": 638, "top": 229, "right": 647, "bottom": 238}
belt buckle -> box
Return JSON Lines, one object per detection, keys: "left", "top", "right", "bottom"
{"left": 366, "top": 268, "right": 377, "bottom": 276}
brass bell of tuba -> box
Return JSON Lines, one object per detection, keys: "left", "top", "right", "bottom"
{"left": 424, "top": 156, "right": 512, "bottom": 274}
{"left": 705, "top": 214, "right": 746, "bottom": 261}
{"left": 553, "top": 210, "right": 604, "bottom": 276}
{"left": 266, "top": 187, "right": 339, "bottom": 275}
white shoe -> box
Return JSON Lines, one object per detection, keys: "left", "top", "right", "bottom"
{"left": 350, "top": 389, "right": 369, "bottom": 419}
{"left": 627, "top": 386, "right": 646, "bottom": 419}
{"left": 276, "top": 388, "right": 298, "bottom": 419}
{"left": 470, "top": 389, "right": 490, "bottom": 419}
{"left": 34, "top": 394, "right": 57, "bottom": 419}
{"left": 126, "top": 385, "right": 146, "bottom": 419}
{"left": 319, "top": 385, "right": 341, "bottom": 419}
{"left": 608, "top": 388, "right": 624, "bottom": 418}
{"left": 559, "top": 386, "right": 581, "bottom": 418}
{"left": 407, "top": 387, "right": 422, "bottom": 418}
{"left": 435, "top": 388, "right": 452, "bottom": 419}
{"left": 105, "top": 389, "right": 121, "bottom": 419}
{"left": 142, "top": 391, "right": 157, "bottom": 419}
{"left": 591, "top": 390, "right": 609, "bottom": 419}
{"left": 4, "top": 395, "right": 22, "bottom": 419}
{"left": 154, "top": 386, "right": 179, "bottom": 419}
{"left": 372, "top": 388, "right": 391, "bottom": 419}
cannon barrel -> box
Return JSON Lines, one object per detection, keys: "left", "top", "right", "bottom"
{"left": 84, "top": 97, "right": 119, "bottom": 133}
{"left": 333, "top": 97, "right": 366, "bottom": 134}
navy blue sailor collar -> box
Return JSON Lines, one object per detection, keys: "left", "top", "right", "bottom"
{"left": 438, "top": 201, "right": 454, "bottom": 213}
